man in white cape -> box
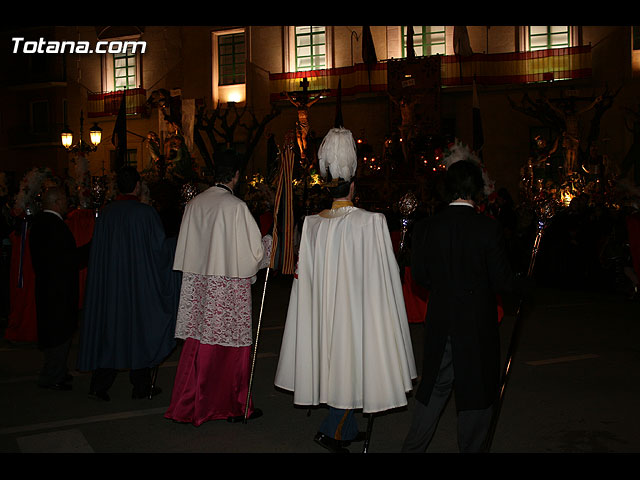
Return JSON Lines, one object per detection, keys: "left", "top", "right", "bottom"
{"left": 274, "top": 127, "right": 417, "bottom": 452}
{"left": 165, "top": 149, "right": 271, "bottom": 426}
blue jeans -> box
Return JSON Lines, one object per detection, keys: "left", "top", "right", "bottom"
{"left": 319, "top": 407, "right": 359, "bottom": 441}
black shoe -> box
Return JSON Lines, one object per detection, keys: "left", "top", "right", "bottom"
{"left": 341, "top": 431, "right": 367, "bottom": 447}
{"left": 88, "top": 390, "right": 110, "bottom": 401}
{"left": 132, "top": 386, "right": 162, "bottom": 399}
{"left": 38, "top": 382, "right": 72, "bottom": 391}
{"left": 227, "top": 408, "right": 263, "bottom": 423}
{"left": 314, "top": 432, "right": 350, "bottom": 453}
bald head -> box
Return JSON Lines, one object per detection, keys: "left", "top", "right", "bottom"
{"left": 42, "top": 186, "right": 68, "bottom": 216}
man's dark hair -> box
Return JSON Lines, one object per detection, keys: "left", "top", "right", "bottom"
{"left": 327, "top": 179, "right": 353, "bottom": 199}
{"left": 444, "top": 160, "right": 484, "bottom": 202}
{"left": 214, "top": 149, "right": 242, "bottom": 184}
{"left": 116, "top": 166, "right": 141, "bottom": 194}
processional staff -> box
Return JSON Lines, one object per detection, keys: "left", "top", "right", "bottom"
{"left": 243, "top": 143, "right": 296, "bottom": 423}
{"left": 484, "top": 198, "right": 558, "bottom": 451}
{"left": 359, "top": 191, "right": 419, "bottom": 454}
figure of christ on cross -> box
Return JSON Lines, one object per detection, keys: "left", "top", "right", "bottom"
{"left": 283, "top": 78, "right": 328, "bottom": 159}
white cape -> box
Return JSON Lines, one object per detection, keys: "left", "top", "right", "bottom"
{"left": 274, "top": 206, "right": 417, "bottom": 413}
{"left": 173, "top": 186, "right": 264, "bottom": 278}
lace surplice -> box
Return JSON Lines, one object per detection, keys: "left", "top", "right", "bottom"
{"left": 174, "top": 235, "right": 272, "bottom": 348}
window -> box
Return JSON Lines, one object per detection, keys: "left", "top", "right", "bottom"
{"left": 403, "top": 26, "right": 446, "bottom": 57}
{"left": 98, "top": 31, "right": 143, "bottom": 93}
{"left": 295, "top": 26, "right": 326, "bottom": 71}
{"left": 30, "top": 100, "right": 49, "bottom": 134}
{"left": 113, "top": 45, "right": 138, "bottom": 90}
{"left": 632, "top": 27, "right": 640, "bottom": 78}
{"left": 218, "top": 32, "right": 245, "bottom": 86}
{"left": 110, "top": 149, "right": 137, "bottom": 169}
{"left": 213, "top": 28, "right": 246, "bottom": 104}
{"left": 528, "top": 26, "right": 570, "bottom": 51}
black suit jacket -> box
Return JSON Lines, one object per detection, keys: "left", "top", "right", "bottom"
{"left": 29, "top": 211, "right": 90, "bottom": 349}
{"left": 411, "top": 204, "right": 516, "bottom": 410}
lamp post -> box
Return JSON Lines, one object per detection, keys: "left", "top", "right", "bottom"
{"left": 61, "top": 110, "right": 103, "bottom": 214}
{"left": 61, "top": 110, "right": 102, "bottom": 153}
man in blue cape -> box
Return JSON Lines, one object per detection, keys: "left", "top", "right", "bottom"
{"left": 77, "top": 166, "right": 181, "bottom": 401}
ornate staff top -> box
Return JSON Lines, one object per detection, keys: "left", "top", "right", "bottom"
{"left": 398, "top": 191, "right": 419, "bottom": 254}
{"left": 399, "top": 191, "right": 419, "bottom": 217}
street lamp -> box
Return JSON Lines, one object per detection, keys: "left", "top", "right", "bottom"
{"left": 89, "top": 123, "right": 103, "bottom": 146}
{"left": 61, "top": 110, "right": 102, "bottom": 153}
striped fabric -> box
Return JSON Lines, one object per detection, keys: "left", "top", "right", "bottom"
{"left": 269, "top": 146, "right": 295, "bottom": 274}
{"left": 269, "top": 63, "right": 387, "bottom": 103}
{"left": 441, "top": 45, "right": 592, "bottom": 86}
{"left": 269, "top": 46, "right": 592, "bottom": 98}
{"left": 87, "top": 87, "right": 147, "bottom": 118}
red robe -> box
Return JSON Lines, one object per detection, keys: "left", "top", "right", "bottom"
{"left": 4, "top": 225, "right": 37, "bottom": 343}
{"left": 65, "top": 208, "right": 96, "bottom": 309}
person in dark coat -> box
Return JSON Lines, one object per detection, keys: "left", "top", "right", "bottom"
{"left": 76, "top": 167, "right": 180, "bottom": 401}
{"left": 402, "top": 159, "right": 517, "bottom": 453}
{"left": 29, "top": 186, "right": 90, "bottom": 390}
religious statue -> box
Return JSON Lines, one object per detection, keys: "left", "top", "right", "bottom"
{"left": 389, "top": 93, "right": 423, "bottom": 165}
{"left": 543, "top": 95, "right": 602, "bottom": 176}
{"left": 582, "top": 144, "right": 605, "bottom": 190}
{"left": 528, "top": 134, "right": 559, "bottom": 185}
{"left": 283, "top": 80, "right": 328, "bottom": 160}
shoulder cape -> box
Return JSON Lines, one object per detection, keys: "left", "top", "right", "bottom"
{"left": 275, "top": 207, "right": 417, "bottom": 413}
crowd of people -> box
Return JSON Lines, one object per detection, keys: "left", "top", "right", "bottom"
{"left": 2, "top": 125, "right": 640, "bottom": 453}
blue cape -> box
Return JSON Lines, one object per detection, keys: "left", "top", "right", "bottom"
{"left": 77, "top": 199, "right": 181, "bottom": 371}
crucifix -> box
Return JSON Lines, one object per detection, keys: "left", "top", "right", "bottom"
{"left": 283, "top": 77, "right": 327, "bottom": 159}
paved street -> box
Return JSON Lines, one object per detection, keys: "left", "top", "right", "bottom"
{"left": 2, "top": 270, "right": 640, "bottom": 456}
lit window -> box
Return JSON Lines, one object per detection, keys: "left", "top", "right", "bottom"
{"left": 295, "top": 26, "right": 326, "bottom": 71}
{"left": 218, "top": 32, "right": 246, "bottom": 86}
{"left": 529, "top": 26, "right": 570, "bottom": 51}
{"left": 113, "top": 46, "right": 137, "bottom": 90}
{"left": 403, "top": 26, "right": 446, "bottom": 57}
{"left": 632, "top": 26, "right": 640, "bottom": 78}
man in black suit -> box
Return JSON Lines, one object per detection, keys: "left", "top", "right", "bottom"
{"left": 402, "top": 159, "right": 516, "bottom": 453}
{"left": 29, "top": 186, "right": 90, "bottom": 390}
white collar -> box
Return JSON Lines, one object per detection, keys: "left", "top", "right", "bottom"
{"left": 449, "top": 201, "right": 475, "bottom": 208}
{"left": 43, "top": 209, "right": 63, "bottom": 221}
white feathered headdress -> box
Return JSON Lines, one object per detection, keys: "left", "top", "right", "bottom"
{"left": 318, "top": 127, "right": 358, "bottom": 183}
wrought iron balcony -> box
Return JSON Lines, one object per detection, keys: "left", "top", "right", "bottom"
{"left": 86, "top": 87, "right": 147, "bottom": 118}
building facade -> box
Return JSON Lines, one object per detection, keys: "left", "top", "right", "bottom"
{"left": 2, "top": 25, "right": 639, "bottom": 202}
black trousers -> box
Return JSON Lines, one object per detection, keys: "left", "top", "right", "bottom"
{"left": 402, "top": 337, "right": 493, "bottom": 453}
{"left": 38, "top": 337, "right": 72, "bottom": 387}
{"left": 90, "top": 367, "right": 151, "bottom": 396}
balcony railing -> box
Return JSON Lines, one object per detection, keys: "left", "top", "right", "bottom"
{"left": 441, "top": 45, "right": 592, "bottom": 86}
{"left": 269, "top": 46, "right": 592, "bottom": 100}
{"left": 86, "top": 87, "right": 147, "bottom": 118}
